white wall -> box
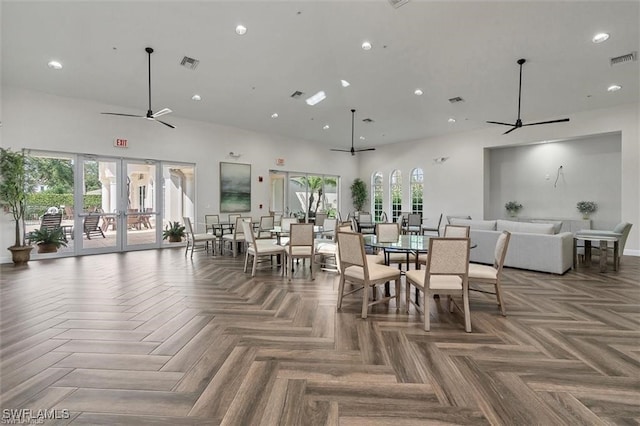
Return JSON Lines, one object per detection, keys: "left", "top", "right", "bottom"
{"left": 359, "top": 103, "right": 640, "bottom": 255}
{"left": 486, "top": 133, "right": 621, "bottom": 230}
{"left": 0, "top": 87, "right": 359, "bottom": 262}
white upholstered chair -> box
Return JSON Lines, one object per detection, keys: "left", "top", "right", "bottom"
{"left": 257, "top": 215, "right": 275, "bottom": 239}
{"left": 468, "top": 230, "right": 511, "bottom": 316}
{"left": 374, "top": 222, "right": 416, "bottom": 268}
{"left": 183, "top": 217, "right": 216, "bottom": 258}
{"left": 242, "top": 219, "right": 285, "bottom": 277}
{"left": 336, "top": 231, "right": 402, "bottom": 319}
{"left": 221, "top": 216, "right": 250, "bottom": 257}
{"left": 405, "top": 237, "right": 471, "bottom": 332}
{"left": 421, "top": 213, "right": 443, "bottom": 236}
{"left": 283, "top": 223, "right": 315, "bottom": 281}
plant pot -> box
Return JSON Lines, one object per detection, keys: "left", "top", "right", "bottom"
{"left": 169, "top": 235, "right": 182, "bottom": 243}
{"left": 8, "top": 246, "right": 33, "bottom": 265}
{"left": 582, "top": 214, "right": 590, "bottom": 220}
{"left": 37, "top": 243, "right": 58, "bottom": 254}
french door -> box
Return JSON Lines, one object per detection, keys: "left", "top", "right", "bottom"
{"left": 76, "top": 156, "right": 160, "bottom": 254}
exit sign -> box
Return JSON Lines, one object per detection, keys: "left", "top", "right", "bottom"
{"left": 114, "top": 138, "right": 128, "bottom": 148}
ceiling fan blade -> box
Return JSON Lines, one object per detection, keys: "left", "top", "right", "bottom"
{"left": 155, "top": 119, "right": 176, "bottom": 129}
{"left": 152, "top": 108, "right": 172, "bottom": 118}
{"left": 503, "top": 126, "right": 518, "bottom": 135}
{"left": 101, "top": 112, "right": 144, "bottom": 118}
{"left": 522, "top": 118, "right": 570, "bottom": 126}
{"left": 355, "top": 148, "right": 376, "bottom": 152}
{"left": 486, "top": 120, "right": 515, "bottom": 126}
{"left": 330, "top": 149, "right": 351, "bottom": 152}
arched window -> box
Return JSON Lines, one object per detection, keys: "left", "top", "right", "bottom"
{"left": 371, "top": 172, "right": 383, "bottom": 221}
{"left": 410, "top": 168, "right": 424, "bottom": 215}
{"left": 390, "top": 169, "right": 402, "bottom": 222}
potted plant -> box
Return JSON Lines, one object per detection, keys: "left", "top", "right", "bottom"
{"left": 0, "top": 147, "right": 33, "bottom": 264}
{"left": 163, "top": 221, "right": 186, "bottom": 242}
{"left": 29, "top": 227, "right": 68, "bottom": 253}
{"left": 577, "top": 201, "right": 597, "bottom": 219}
{"left": 350, "top": 178, "right": 368, "bottom": 212}
{"left": 504, "top": 201, "right": 523, "bottom": 217}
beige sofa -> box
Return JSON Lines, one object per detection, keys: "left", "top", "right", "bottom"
{"left": 448, "top": 219, "right": 574, "bottom": 274}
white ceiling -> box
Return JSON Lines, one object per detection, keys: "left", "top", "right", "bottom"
{"left": 2, "top": 1, "right": 639, "bottom": 148}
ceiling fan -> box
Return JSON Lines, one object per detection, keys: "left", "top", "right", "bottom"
{"left": 330, "top": 109, "right": 376, "bottom": 156}
{"left": 487, "top": 58, "right": 569, "bottom": 135}
{"left": 101, "top": 47, "right": 175, "bottom": 129}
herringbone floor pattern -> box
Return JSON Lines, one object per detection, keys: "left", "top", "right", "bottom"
{"left": 1, "top": 249, "right": 639, "bottom": 425}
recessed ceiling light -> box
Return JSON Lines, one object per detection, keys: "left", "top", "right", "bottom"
{"left": 361, "top": 41, "right": 372, "bottom": 51}
{"left": 47, "top": 60, "right": 62, "bottom": 70}
{"left": 592, "top": 32, "right": 609, "bottom": 43}
{"left": 448, "top": 118, "right": 456, "bottom": 123}
{"left": 191, "top": 94, "right": 202, "bottom": 101}
{"left": 271, "top": 113, "right": 279, "bottom": 119}
{"left": 359, "top": 136, "right": 365, "bottom": 140}
{"left": 414, "top": 89, "right": 423, "bottom": 96}
{"left": 340, "top": 80, "right": 350, "bottom": 87}
{"left": 607, "top": 84, "right": 622, "bottom": 92}
{"left": 323, "top": 124, "right": 330, "bottom": 130}
{"left": 235, "top": 25, "right": 247, "bottom": 35}
{"left": 305, "top": 91, "right": 326, "bottom": 106}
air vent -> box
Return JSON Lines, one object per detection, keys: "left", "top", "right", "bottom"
{"left": 180, "top": 56, "right": 200, "bottom": 70}
{"left": 388, "top": 0, "right": 409, "bottom": 8}
{"left": 290, "top": 90, "right": 304, "bottom": 99}
{"left": 448, "top": 96, "right": 465, "bottom": 103}
{"left": 362, "top": 118, "right": 374, "bottom": 123}
{"left": 610, "top": 52, "right": 637, "bottom": 66}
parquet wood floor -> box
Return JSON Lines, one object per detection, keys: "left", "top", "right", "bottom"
{"left": 1, "top": 249, "right": 638, "bottom": 425}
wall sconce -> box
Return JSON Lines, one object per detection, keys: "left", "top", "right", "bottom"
{"left": 229, "top": 152, "right": 242, "bottom": 159}
{"left": 433, "top": 156, "right": 449, "bottom": 164}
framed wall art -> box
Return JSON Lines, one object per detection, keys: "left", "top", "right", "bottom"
{"left": 220, "top": 162, "right": 251, "bottom": 212}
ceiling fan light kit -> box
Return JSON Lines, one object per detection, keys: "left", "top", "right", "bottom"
{"left": 101, "top": 47, "right": 175, "bottom": 129}
{"left": 487, "top": 58, "right": 569, "bottom": 135}
{"left": 330, "top": 109, "right": 376, "bottom": 156}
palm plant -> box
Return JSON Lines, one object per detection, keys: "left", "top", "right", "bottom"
{"left": 291, "top": 176, "right": 337, "bottom": 217}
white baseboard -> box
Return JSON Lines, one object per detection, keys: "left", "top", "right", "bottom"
{"left": 624, "top": 249, "right": 639, "bottom": 257}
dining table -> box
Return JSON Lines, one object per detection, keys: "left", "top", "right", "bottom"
{"left": 363, "top": 234, "right": 476, "bottom": 302}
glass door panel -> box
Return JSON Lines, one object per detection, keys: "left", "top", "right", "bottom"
{"left": 78, "top": 157, "right": 119, "bottom": 253}
{"left": 287, "top": 174, "right": 307, "bottom": 221}
{"left": 124, "top": 160, "right": 158, "bottom": 249}
{"left": 24, "top": 152, "right": 76, "bottom": 258}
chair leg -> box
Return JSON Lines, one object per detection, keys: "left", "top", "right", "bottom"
{"left": 394, "top": 279, "right": 400, "bottom": 311}
{"left": 463, "top": 288, "right": 472, "bottom": 333}
{"left": 184, "top": 240, "right": 189, "bottom": 256}
{"left": 495, "top": 279, "right": 506, "bottom": 317}
{"left": 424, "top": 289, "right": 430, "bottom": 331}
{"left": 337, "top": 275, "right": 346, "bottom": 309}
{"left": 361, "top": 285, "right": 369, "bottom": 319}
{"left": 252, "top": 255, "right": 258, "bottom": 277}
{"left": 405, "top": 281, "right": 411, "bottom": 313}
{"left": 243, "top": 251, "right": 249, "bottom": 272}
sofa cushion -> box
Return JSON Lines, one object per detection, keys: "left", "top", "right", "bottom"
{"left": 449, "top": 218, "right": 497, "bottom": 230}
{"left": 496, "top": 220, "right": 555, "bottom": 235}
{"left": 530, "top": 220, "right": 563, "bottom": 234}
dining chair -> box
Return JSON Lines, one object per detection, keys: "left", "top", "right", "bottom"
{"left": 576, "top": 222, "right": 632, "bottom": 268}
{"left": 375, "top": 222, "right": 415, "bottom": 268}
{"left": 258, "top": 215, "right": 275, "bottom": 239}
{"left": 379, "top": 211, "right": 388, "bottom": 223}
{"left": 421, "top": 213, "right": 443, "bottom": 236}
{"left": 336, "top": 231, "right": 402, "bottom": 319}
{"left": 242, "top": 219, "right": 285, "bottom": 277}
{"left": 283, "top": 223, "right": 315, "bottom": 281}
{"left": 314, "top": 212, "right": 328, "bottom": 227}
{"left": 418, "top": 225, "right": 469, "bottom": 266}
{"left": 402, "top": 213, "right": 422, "bottom": 235}
{"left": 221, "top": 216, "right": 250, "bottom": 257}
{"left": 405, "top": 237, "right": 472, "bottom": 332}
{"left": 468, "top": 231, "right": 511, "bottom": 316}
{"left": 358, "top": 213, "right": 376, "bottom": 234}
{"left": 320, "top": 218, "right": 337, "bottom": 239}
{"left": 205, "top": 214, "right": 221, "bottom": 236}
{"left": 444, "top": 224, "right": 470, "bottom": 237}
{"left": 272, "top": 213, "right": 282, "bottom": 226}
{"left": 183, "top": 217, "right": 216, "bottom": 258}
